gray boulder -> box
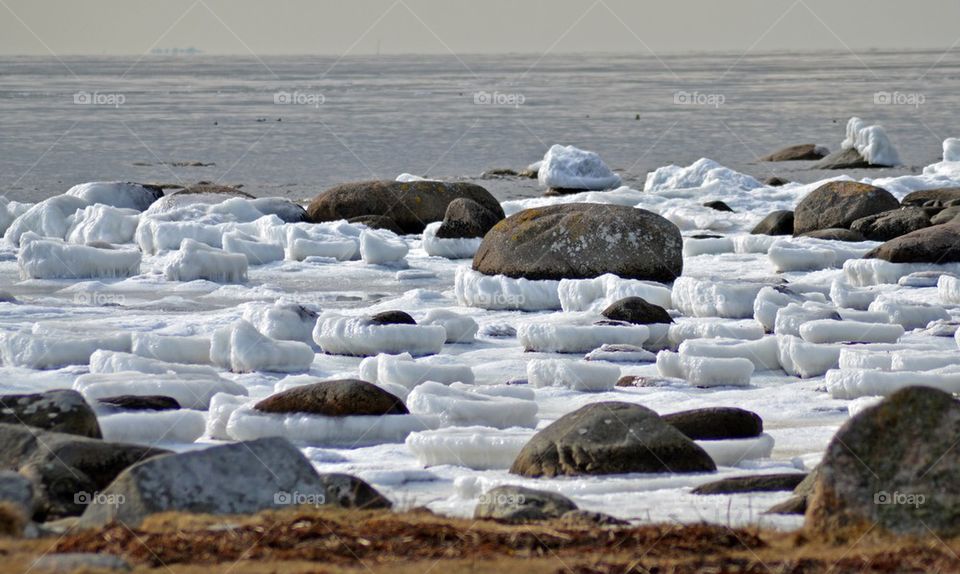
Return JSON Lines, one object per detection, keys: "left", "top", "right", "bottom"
{"left": 793, "top": 181, "right": 899, "bottom": 235}
{"left": 850, "top": 208, "right": 932, "bottom": 241}
{"left": 0, "top": 470, "right": 34, "bottom": 518}
{"left": 865, "top": 221, "right": 960, "bottom": 263}
{"left": 473, "top": 204, "right": 683, "bottom": 282}
{"left": 800, "top": 228, "right": 868, "bottom": 242}
{"left": 347, "top": 215, "right": 405, "bottom": 235}
{"left": 662, "top": 407, "right": 763, "bottom": 440}
{"left": 77, "top": 437, "right": 390, "bottom": 528}
{"left": 900, "top": 187, "right": 960, "bottom": 207}
{"left": 692, "top": 473, "right": 806, "bottom": 495}
{"left": 436, "top": 197, "right": 502, "bottom": 239}
{"left": 811, "top": 147, "right": 873, "bottom": 170}
{"left": 806, "top": 386, "right": 960, "bottom": 538}
{"left": 931, "top": 206, "right": 960, "bottom": 225}
{"left": 601, "top": 297, "right": 673, "bottom": 325}
{"left": 97, "top": 395, "right": 181, "bottom": 411}
{"left": 510, "top": 402, "right": 716, "bottom": 478}
{"left": 254, "top": 379, "right": 408, "bottom": 416}
{"left": 760, "top": 143, "right": 828, "bottom": 162}
{"left": 751, "top": 210, "right": 794, "bottom": 235}
{"left": 0, "top": 390, "right": 101, "bottom": 438}
{"left": 473, "top": 485, "right": 577, "bottom": 522}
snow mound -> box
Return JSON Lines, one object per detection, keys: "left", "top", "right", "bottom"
{"left": 358, "top": 353, "right": 475, "bottom": 389}
{"left": 18, "top": 234, "right": 142, "bottom": 279}
{"left": 74, "top": 371, "right": 247, "bottom": 409}
{"left": 454, "top": 267, "right": 561, "bottom": 311}
{"left": 313, "top": 314, "right": 446, "bottom": 357}
{"left": 672, "top": 277, "right": 766, "bottom": 319}
{"left": 65, "top": 204, "right": 140, "bottom": 245}
{"left": 98, "top": 409, "right": 205, "bottom": 445}
{"left": 656, "top": 351, "right": 754, "bottom": 387}
{"left": 644, "top": 158, "right": 762, "bottom": 192}
{"left": 211, "top": 320, "right": 314, "bottom": 373}
{"left": 405, "top": 426, "right": 534, "bottom": 470}
{"left": 841, "top": 117, "right": 901, "bottom": 166}
{"left": 0, "top": 328, "right": 130, "bottom": 369}
{"left": 65, "top": 181, "right": 161, "bottom": 211}
{"left": 406, "top": 382, "right": 538, "bottom": 428}
{"left": 422, "top": 222, "right": 482, "bottom": 259}
{"left": 360, "top": 229, "right": 408, "bottom": 265}
{"left": 558, "top": 274, "right": 673, "bottom": 312}
{"left": 130, "top": 332, "right": 212, "bottom": 365}
{"left": 518, "top": 323, "right": 649, "bottom": 353}
{"left": 164, "top": 238, "right": 248, "bottom": 283}
{"left": 420, "top": 309, "right": 479, "bottom": 343}
{"left": 526, "top": 359, "right": 620, "bottom": 391}
{"left": 241, "top": 301, "right": 318, "bottom": 344}
{"left": 224, "top": 407, "right": 437, "bottom": 446}
{"left": 537, "top": 144, "right": 621, "bottom": 190}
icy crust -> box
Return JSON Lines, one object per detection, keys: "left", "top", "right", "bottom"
{"left": 422, "top": 222, "right": 482, "bottom": 259}
{"left": 827, "top": 368, "right": 960, "bottom": 399}
{"left": 359, "top": 353, "right": 475, "bottom": 390}
{"left": 672, "top": 277, "right": 767, "bottom": 319}
{"left": 99, "top": 410, "right": 206, "bottom": 445}
{"left": 526, "top": 359, "right": 620, "bottom": 391}
{"left": 211, "top": 320, "right": 314, "bottom": 373}
{"left": 405, "top": 427, "right": 534, "bottom": 470}
{"left": 313, "top": 315, "right": 446, "bottom": 357}
{"left": 656, "top": 352, "right": 754, "bottom": 387}
{"left": 0, "top": 328, "right": 131, "bottom": 369}
{"left": 164, "top": 239, "right": 248, "bottom": 283}
{"left": 644, "top": 158, "right": 762, "bottom": 193}
{"left": 558, "top": 274, "right": 673, "bottom": 312}
{"left": 841, "top": 117, "right": 901, "bottom": 166}
{"left": 420, "top": 309, "right": 479, "bottom": 343}
{"left": 406, "top": 382, "right": 538, "bottom": 428}
{"left": 537, "top": 144, "right": 621, "bottom": 190}
{"left": 74, "top": 371, "right": 247, "bottom": 409}
{"left": 518, "top": 323, "right": 649, "bottom": 353}
{"left": 454, "top": 267, "right": 561, "bottom": 311}
{"left": 131, "top": 333, "right": 212, "bottom": 365}
{"left": 768, "top": 238, "right": 876, "bottom": 273}
{"left": 697, "top": 434, "right": 775, "bottom": 467}
{"left": 844, "top": 259, "right": 960, "bottom": 286}
{"left": 18, "top": 233, "right": 142, "bottom": 279}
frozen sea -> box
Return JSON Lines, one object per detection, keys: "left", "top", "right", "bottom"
{"left": 1, "top": 50, "right": 960, "bottom": 529}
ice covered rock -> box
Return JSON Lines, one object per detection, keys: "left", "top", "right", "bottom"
{"left": 65, "top": 204, "right": 140, "bottom": 244}
{"left": 241, "top": 302, "right": 318, "bottom": 344}
{"left": 406, "top": 382, "right": 538, "bottom": 428}
{"left": 18, "top": 234, "right": 141, "bottom": 279}
{"left": 359, "top": 228, "right": 408, "bottom": 264}
{"left": 255, "top": 379, "right": 407, "bottom": 416}
{"left": 584, "top": 343, "right": 656, "bottom": 363}
{"left": 0, "top": 389, "right": 100, "bottom": 438}
{"left": 558, "top": 274, "right": 673, "bottom": 312}
{"left": 759, "top": 143, "right": 829, "bottom": 162}
{"left": 164, "top": 239, "right": 248, "bottom": 283}
{"left": 130, "top": 332, "right": 212, "bottom": 365}
{"left": 840, "top": 116, "right": 902, "bottom": 167}
{"left": 526, "top": 359, "right": 619, "bottom": 391}
{"left": 65, "top": 181, "right": 163, "bottom": 211}
{"left": 474, "top": 485, "right": 577, "bottom": 522}
{"left": 472, "top": 204, "right": 683, "bottom": 282}
{"left": 518, "top": 322, "right": 648, "bottom": 353}
{"left": 454, "top": 267, "right": 561, "bottom": 311}
{"left": 672, "top": 277, "right": 766, "bottom": 319}
{"left": 357, "top": 353, "right": 474, "bottom": 389}
{"left": 826, "top": 368, "right": 960, "bottom": 399}
{"left": 656, "top": 352, "right": 754, "bottom": 387}
{"left": 793, "top": 181, "right": 899, "bottom": 236}
{"left": 222, "top": 230, "right": 284, "bottom": 264}
{"left": 678, "top": 336, "right": 780, "bottom": 371}
{"left": 0, "top": 328, "right": 130, "bottom": 369}
{"left": 422, "top": 221, "right": 483, "bottom": 259}
{"left": 537, "top": 144, "right": 621, "bottom": 191}
{"left": 225, "top": 406, "right": 436, "bottom": 445}
{"left": 864, "top": 221, "right": 960, "bottom": 264}
{"left": 313, "top": 314, "right": 446, "bottom": 357}
{"left": 4, "top": 194, "right": 90, "bottom": 246}
{"left": 799, "top": 320, "right": 903, "bottom": 344}
{"left": 644, "top": 158, "right": 762, "bottom": 192}
{"left": 74, "top": 371, "right": 247, "bottom": 409}
{"left": 211, "top": 320, "right": 314, "bottom": 373}
{"left": 777, "top": 335, "right": 842, "bottom": 378}
{"left": 510, "top": 402, "right": 716, "bottom": 477}
{"left": 420, "top": 309, "right": 478, "bottom": 343}
{"left": 405, "top": 427, "right": 533, "bottom": 470}
{"left": 98, "top": 409, "right": 205, "bottom": 445}
{"left": 307, "top": 180, "right": 503, "bottom": 234}
{"left": 435, "top": 197, "right": 502, "bottom": 239}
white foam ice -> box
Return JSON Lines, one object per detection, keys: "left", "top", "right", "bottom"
{"left": 798, "top": 320, "right": 904, "bottom": 344}
{"left": 130, "top": 332, "right": 213, "bottom": 365}
{"left": 241, "top": 301, "right": 318, "bottom": 344}
{"left": 584, "top": 344, "right": 656, "bottom": 363}
{"left": 65, "top": 181, "right": 161, "bottom": 211}
{"left": 222, "top": 230, "right": 285, "bottom": 264}
{"left": 359, "top": 353, "right": 475, "bottom": 389}
{"left": 89, "top": 350, "right": 222, "bottom": 377}
{"left": 65, "top": 204, "right": 141, "bottom": 245}
{"left": 537, "top": 144, "right": 621, "bottom": 190}
{"left": 98, "top": 409, "right": 206, "bottom": 445}
{"left": 697, "top": 434, "right": 775, "bottom": 467}
{"left": 938, "top": 275, "right": 960, "bottom": 304}
{"left": 776, "top": 335, "right": 842, "bottom": 378}
{"left": 867, "top": 298, "right": 949, "bottom": 330}
{"left": 827, "top": 367, "right": 960, "bottom": 399}
{"left": 678, "top": 336, "right": 781, "bottom": 371}
{"left": 844, "top": 259, "right": 960, "bottom": 287}
{"left": 313, "top": 314, "right": 446, "bottom": 357}
{"left": 526, "top": 358, "right": 620, "bottom": 391}
{"left": 211, "top": 320, "right": 315, "bottom": 373}
{"left": 753, "top": 286, "right": 827, "bottom": 333}
{"left": 644, "top": 158, "right": 762, "bottom": 192}
{"left": 0, "top": 327, "right": 131, "bottom": 369}
{"left": 768, "top": 238, "right": 875, "bottom": 273}
{"left": 406, "top": 381, "right": 538, "bottom": 428}
{"left": 672, "top": 277, "right": 766, "bottom": 319}
{"left": 4, "top": 194, "right": 90, "bottom": 246}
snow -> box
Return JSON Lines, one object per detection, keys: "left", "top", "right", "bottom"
{"left": 359, "top": 353, "right": 475, "bottom": 389}
{"left": 537, "top": 144, "right": 621, "bottom": 190}
{"left": 421, "top": 222, "right": 482, "bottom": 259}
{"left": 0, "top": 327, "right": 131, "bottom": 369}
{"left": 164, "top": 239, "right": 248, "bottom": 283}
{"left": 656, "top": 352, "right": 754, "bottom": 387}
{"left": 222, "top": 230, "right": 285, "bottom": 264}
{"left": 558, "top": 274, "right": 673, "bottom": 312}
{"left": 420, "top": 309, "right": 479, "bottom": 343}
{"left": 18, "top": 233, "right": 142, "bottom": 279}
{"left": 672, "top": 277, "right": 766, "bottom": 319}
{"left": 224, "top": 407, "right": 437, "bottom": 446}
{"left": 644, "top": 158, "right": 762, "bottom": 192}
{"left": 98, "top": 409, "right": 206, "bottom": 445}
{"left": 210, "top": 320, "right": 315, "bottom": 373}
{"left": 241, "top": 301, "right": 317, "bottom": 344}
{"left": 454, "top": 267, "right": 561, "bottom": 311}
{"left": 74, "top": 371, "right": 247, "bottom": 409}
{"left": 798, "top": 320, "right": 904, "bottom": 344}
{"left": 526, "top": 359, "right": 620, "bottom": 391}
{"left": 405, "top": 427, "right": 533, "bottom": 470}
{"left": 938, "top": 275, "right": 960, "bottom": 304}
{"left": 313, "top": 314, "right": 446, "bottom": 357}
{"left": 359, "top": 229, "right": 409, "bottom": 265}
{"left": 131, "top": 332, "right": 213, "bottom": 365}
{"left": 697, "top": 434, "right": 775, "bottom": 467}
{"left": 64, "top": 181, "right": 160, "bottom": 211}
{"left": 840, "top": 117, "right": 901, "bottom": 166}
{"left": 517, "top": 323, "right": 649, "bottom": 353}
{"left": 65, "top": 204, "right": 140, "bottom": 244}
{"left": 826, "top": 368, "right": 960, "bottom": 399}
{"left": 406, "top": 382, "right": 538, "bottom": 428}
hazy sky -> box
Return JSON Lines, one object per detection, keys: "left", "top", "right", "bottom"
{"left": 2, "top": 0, "right": 958, "bottom": 56}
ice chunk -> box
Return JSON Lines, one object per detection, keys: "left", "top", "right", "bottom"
{"left": 537, "top": 144, "right": 621, "bottom": 190}
{"left": 768, "top": 238, "right": 873, "bottom": 273}
{"left": 421, "top": 222, "right": 482, "bottom": 259}
{"left": 526, "top": 359, "right": 620, "bottom": 391}
{"left": 405, "top": 427, "right": 534, "bottom": 470}
{"left": 799, "top": 320, "right": 903, "bottom": 344}
{"left": 313, "top": 314, "right": 446, "bottom": 357}
{"left": 241, "top": 302, "right": 318, "bottom": 344}
{"left": 89, "top": 350, "right": 222, "bottom": 377}
{"left": 4, "top": 194, "right": 90, "bottom": 246}
{"left": 683, "top": 237, "right": 734, "bottom": 257}
{"left": 65, "top": 204, "right": 140, "bottom": 245}
{"left": 868, "top": 299, "right": 949, "bottom": 330}
{"left": 584, "top": 344, "right": 656, "bottom": 363}
{"left": 224, "top": 407, "right": 437, "bottom": 446}
{"left": 679, "top": 336, "right": 781, "bottom": 371}
{"left": 829, "top": 279, "right": 879, "bottom": 311}
{"left": 74, "top": 371, "right": 247, "bottom": 409}
{"left": 672, "top": 277, "right": 766, "bottom": 319}
{"left": 65, "top": 181, "right": 161, "bottom": 211}
{"left": 844, "top": 259, "right": 960, "bottom": 287}
{"left": 420, "top": 309, "right": 479, "bottom": 343}
{"left": 838, "top": 347, "right": 894, "bottom": 371}
{"left": 361, "top": 353, "right": 475, "bottom": 389}
{"left": 131, "top": 332, "right": 212, "bottom": 365}
{"left": 732, "top": 234, "right": 778, "bottom": 254}
{"left": 938, "top": 275, "right": 960, "bottom": 305}
{"left": 517, "top": 323, "right": 649, "bottom": 353}
{"left": 697, "top": 434, "right": 775, "bottom": 467}
{"left": 0, "top": 328, "right": 130, "bottom": 369}
{"left": 668, "top": 319, "right": 765, "bottom": 347}
{"left": 753, "top": 286, "right": 827, "bottom": 333}
{"left": 841, "top": 117, "right": 901, "bottom": 166}
{"left": 359, "top": 229, "right": 408, "bottom": 264}
{"left": 164, "top": 239, "right": 248, "bottom": 283}
{"left": 890, "top": 350, "right": 960, "bottom": 372}
{"left": 286, "top": 237, "right": 358, "bottom": 261}
{"left": 848, "top": 396, "right": 884, "bottom": 418}
{"left": 98, "top": 410, "right": 205, "bottom": 445}
{"left": 211, "top": 320, "right": 314, "bottom": 373}
{"left": 644, "top": 158, "right": 762, "bottom": 192}
{"left": 777, "top": 334, "right": 842, "bottom": 378}
{"left": 136, "top": 219, "right": 224, "bottom": 254}
{"left": 827, "top": 368, "right": 960, "bottom": 399}
{"left": 454, "top": 267, "right": 561, "bottom": 311}
{"left": 656, "top": 352, "right": 754, "bottom": 387}
{"left": 222, "top": 230, "right": 285, "bottom": 264}
{"left": 406, "top": 382, "right": 538, "bottom": 428}
{"left": 774, "top": 302, "right": 841, "bottom": 337}
{"left": 944, "top": 138, "right": 960, "bottom": 162}
{"left": 558, "top": 273, "right": 673, "bottom": 312}
{"left": 18, "top": 234, "right": 141, "bottom": 279}
{"left": 205, "top": 392, "right": 249, "bottom": 440}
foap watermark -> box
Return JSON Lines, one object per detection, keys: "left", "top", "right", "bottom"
{"left": 673, "top": 90, "right": 724, "bottom": 108}
{"left": 473, "top": 90, "right": 525, "bottom": 107}
{"left": 73, "top": 291, "right": 125, "bottom": 306}
{"left": 474, "top": 292, "right": 526, "bottom": 309}
{"left": 479, "top": 492, "right": 525, "bottom": 506}
{"left": 274, "top": 490, "right": 326, "bottom": 507}
{"left": 73, "top": 90, "right": 125, "bottom": 107}
{"left": 273, "top": 90, "right": 325, "bottom": 108}
{"left": 874, "top": 490, "right": 925, "bottom": 508}
{"left": 873, "top": 91, "right": 925, "bottom": 108}
{"left": 75, "top": 491, "right": 126, "bottom": 507}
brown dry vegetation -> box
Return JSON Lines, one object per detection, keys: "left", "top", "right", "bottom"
{"left": 1, "top": 507, "right": 958, "bottom": 573}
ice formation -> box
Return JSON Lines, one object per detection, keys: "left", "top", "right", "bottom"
{"left": 406, "top": 382, "right": 538, "bottom": 428}
{"left": 697, "top": 434, "right": 775, "bottom": 467}
{"left": 517, "top": 323, "right": 649, "bottom": 353}
{"left": 558, "top": 274, "right": 673, "bottom": 312}
{"left": 98, "top": 410, "right": 206, "bottom": 445}
{"left": 313, "top": 315, "right": 446, "bottom": 356}
{"left": 537, "top": 144, "right": 621, "bottom": 190}
{"left": 526, "top": 359, "right": 620, "bottom": 391}
{"left": 405, "top": 427, "right": 533, "bottom": 470}
{"left": 421, "top": 222, "right": 483, "bottom": 259}
{"left": 130, "top": 332, "right": 213, "bottom": 365}
{"left": 419, "top": 309, "right": 479, "bottom": 343}
{"left": 74, "top": 371, "right": 247, "bottom": 409}
{"left": 65, "top": 204, "right": 140, "bottom": 244}
{"left": 210, "top": 320, "right": 315, "bottom": 373}
{"left": 164, "top": 239, "right": 248, "bottom": 283}
{"left": 18, "top": 234, "right": 142, "bottom": 279}
{"left": 454, "top": 267, "right": 561, "bottom": 311}
{"left": 672, "top": 277, "right": 766, "bottom": 319}
{"left": 644, "top": 158, "right": 762, "bottom": 192}
{"left": 656, "top": 351, "right": 754, "bottom": 387}
{"left": 840, "top": 117, "right": 901, "bottom": 166}
{"left": 359, "top": 229, "right": 409, "bottom": 265}
{"left": 358, "top": 353, "right": 475, "bottom": 389}
{"left": 241, "top": 302, "right": 318, "bottom": 344}
{"left": 222, "top": 230, "right": 285, "bottom": 264}
{"left": 224, "top": 407, "right": 437, "bottom": 446}
{"left": 0, "top": 328, "right": 131, "bottom": 369}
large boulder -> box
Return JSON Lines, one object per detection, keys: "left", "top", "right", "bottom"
{"left": 473, "top": 485, "right": 577, "bottom": 522}
{"left": 760, "top": 143, "right": 828, "bottom": 162}
{"left": 510, "top": 402, "right": 716, "bottom": 477}
{"left": 77, "top": 438, "right": 390, "bottom": 528}
{"left": 602, "top": 297, "right": 673, "bottom": 325}
{"left": 473, "top": 204, "right": 683, "bottom": 282}
{"left": 931, "top": 206, "right": 960, "bottom": 225}
{"left": 307, "top": 180, "right": 503, "bottom": 234}
{"left": 811, "top": 147, "right": 872, "bottom": 170}
{"left": 793, "top": 181, "right": 899, "bottom": 235}
{"left": 0, "top": 390, "right": 101, "bottom": 438}
{"left": 662, "top": 407, "right": 763, "bottom": 440}
{"left": 806, "top": 387, "right": 960, "bottom": 539}
{"left": 254, "top": 379, "right": 408, "bottom": 416}
{"left": 693, "top": 473, "right": 806, "bottom": 495}
{"left": 900, "top": 187, "right": 960, "bottom": 207}
{"left": 850, "top": 208, "right": 933, "bottom": 241}
{"left": 751, "top": 210, "right": 794, "bottom": 235}
{"left": 435, "top": 198, "right": 502, "bottom": 239}
{"left": 864, "top": 221, "right": 960, "bottom": 263}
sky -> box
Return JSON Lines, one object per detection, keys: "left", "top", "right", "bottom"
{"left": 1, "top": 0, "right": 958, "bottom": 56}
